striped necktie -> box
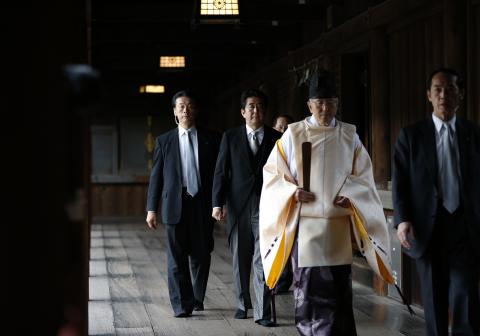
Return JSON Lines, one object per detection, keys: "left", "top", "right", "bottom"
{"left": 249, "top": 131, "right": 259, "bottom": 155}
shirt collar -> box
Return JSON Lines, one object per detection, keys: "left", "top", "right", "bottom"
{"left": 178, "top": 125, "right": 197, "bottom": 136}
{"left": 432, "top": 113, "right": 456, "bottom": 133}
{"left": 308, "top": 116, "right": 336, "bottom": 127}
{"left": 246, "top": 124, "right": 264, "bottom": 135}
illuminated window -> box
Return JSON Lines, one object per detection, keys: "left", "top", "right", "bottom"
{"left": 139, "top": 85, "right": 165, "bottom": 94}
{"left": 200, "top": 0, "right": 239, "bottom": 16}
{"left": 159, "top": 56, "right": 186, "bottom": 68}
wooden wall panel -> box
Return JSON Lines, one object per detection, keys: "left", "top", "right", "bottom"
{"left": 388, "top": 12, "right": 444, "bottom": 157}
{"left": 389, "top": 29, "right": 409, "bottom": 150}
{"left": 370, "top": 28, "right": 390, "bottom": 184}
{"left": 444, "top": 0, "right": 467, "bottom": 77}
{"left": 91, "top": 184, "right": 148, "bottom": 217}
{"left": 408, "top": 20, "right": 428, "bottom": 125}
{"left": 469, "top": 1, "right": 480, "bottom": 123}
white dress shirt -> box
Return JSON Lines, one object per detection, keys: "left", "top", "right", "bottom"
{"left": 432, "top": 113, "right": 460, "bottom": 180}
{"left": 178, "top": 125, "right": 200, "bottom": 187}
{"left": 281, "top": 117, "right": 362, "bottom": 179}
{"left": 246, "top": 124, "right": 265, "bottom": 146}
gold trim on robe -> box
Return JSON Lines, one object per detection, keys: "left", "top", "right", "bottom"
{"left": 259, "top": 139, "right": 300, "bottom": 288}
{"left": 259, "top": 124, "right": 394, "bottom": 289}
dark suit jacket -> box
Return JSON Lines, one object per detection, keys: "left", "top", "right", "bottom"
{"left": 392, "top": 116, "right": 480, "bottom": 258}
{"left": 212, "top": 125, "right": 282, "bottom": 238}
{"left": 146, "top": 127, "right": 221, "bottom": 225}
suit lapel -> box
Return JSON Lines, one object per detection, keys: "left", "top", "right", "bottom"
{"left": 197, "top": 128, "right": 207, "bottom": 182}
{"left": 420, "top": 119, "right": 438, "bottom": 181}
{"left": 238, "top": 126, "right": 254, "bottom": 171}
{"left": 167, "top": 129, "right": 182, "bottom": 179}
{"left": 258, "top": 126, "right": 271, "bottom": 164}
{"left": 455, "top": 117, "right": 469, "bottom": 188}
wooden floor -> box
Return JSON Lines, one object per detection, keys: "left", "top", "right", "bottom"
{"left": 89, "top": 219, "right": 426, "bottom": 336}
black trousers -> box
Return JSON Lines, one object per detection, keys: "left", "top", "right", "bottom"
{"left": 416, "top": 205, "right": 480, "bottom": 336}
{"left": 165, "top": 189, "right": 213, "bottom": 316}
{"left": 275, "top": 257, "right": 293, "bottom": 293}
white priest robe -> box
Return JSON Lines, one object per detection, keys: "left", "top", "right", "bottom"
{"left": 259, "top": 117, "right": 394, "bottom": 289}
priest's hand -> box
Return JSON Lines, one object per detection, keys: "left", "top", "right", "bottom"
{"left": 334, "top": 196, "right": 351, "bottom": 208}
{"left": 397, "top": 221, "right": 415, "bottom": 249}
{"left": 295, "top": 188, "right": 315, "bottom": 203}
{"left": 146, "top": 211, "right": 157, "bottom": 230}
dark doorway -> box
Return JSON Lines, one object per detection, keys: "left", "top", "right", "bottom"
{"left": 340, "top": 53, "right": 370, "bottom": 149}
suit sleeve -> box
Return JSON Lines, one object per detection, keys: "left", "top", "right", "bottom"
{"left": 146, "top": 137, "right": 164, "bottom": 212}
{"left": 213, "top": 132, "right": 222, "bottom": 157}
{"left": 212, "top": 132, "right": 230, "bottom": 208}
{"left": 392, "top": 128, "right": 413, "bottom": 228}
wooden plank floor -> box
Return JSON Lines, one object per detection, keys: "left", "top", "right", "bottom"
{"left": 89, "top": 220, "right": 425, "bottom": 336}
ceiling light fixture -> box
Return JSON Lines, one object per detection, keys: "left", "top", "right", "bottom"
{"left": 200, "top": 0, "right": 239, "bottom": 16}
{"left": 139, "top": 85, "right": 165, "bottom": 94}
{"left": 159, "top": 56, "right": 186, "bottom": 68}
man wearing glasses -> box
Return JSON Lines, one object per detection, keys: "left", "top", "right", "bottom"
{"left": 260, "top": 70, "right": 390, "bottom": 335}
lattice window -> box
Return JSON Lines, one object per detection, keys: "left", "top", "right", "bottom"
{"left": 200, "top": 0, "right": 239, "bottom": 16}
{"left": 159, "top": 56, "right": 186, "bottom": 68}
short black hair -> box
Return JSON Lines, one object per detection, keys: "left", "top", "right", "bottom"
{"left": 240, "top": 89, "right": 268, "bottom": 109}
{"left": 274, "top": 114, "right": 294, "bottom": 124}
{"left": 427, "top": 68, "right": 464, "bottom": 90}
{"left": 172, "top": 90, "right": 198, "bottom": 107}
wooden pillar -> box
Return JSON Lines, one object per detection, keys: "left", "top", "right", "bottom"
{"left": 466, "top": 0, "right": 480, "bottom": 123}
{"left": 444, "top": 0, "right": 467, "bottom": 70}
{"left": 34, "top": 0, "right": 90, "bottom": 334}
{"left": 369, "top": 28, "right": 390, "bottom": 186}
{"left": 444, "top": 0, "right": 467, "bottom": 116}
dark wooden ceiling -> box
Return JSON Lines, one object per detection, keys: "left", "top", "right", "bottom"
{"left": 91, "top": 0, "right": 331, "bottom": 106}
{"left": 90, "top": 0, "right": 387, "bottom": 113}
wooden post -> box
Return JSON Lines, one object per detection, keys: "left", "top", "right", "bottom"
{"left": 369, "top": 28, "right": 390, "bottom": 186}
{"left": 444, "top": 0, "right": 467, "bottom": 70}
{"left": 444, "top": 0, "right": 467, "bottom": 116}
{"left": 466, "top": 0, "right": 479, "bottom": 123}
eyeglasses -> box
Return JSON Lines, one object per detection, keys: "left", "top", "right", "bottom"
{"left": 309, "top": 98, "right": 338, "bottom": 107}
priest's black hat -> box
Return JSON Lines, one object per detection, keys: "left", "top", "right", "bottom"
{"left": 308, "top": 70, "right": 337, "bottom": 99}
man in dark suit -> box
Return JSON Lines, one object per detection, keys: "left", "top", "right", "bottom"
{"left": 212, "top": 89, "right": 282, "bottom": 327}
{"left": 393, "top": 68, "right": 480, "bottom": 336}
{"left": 146, "top": 90, "right": 221, "bottom": 317}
